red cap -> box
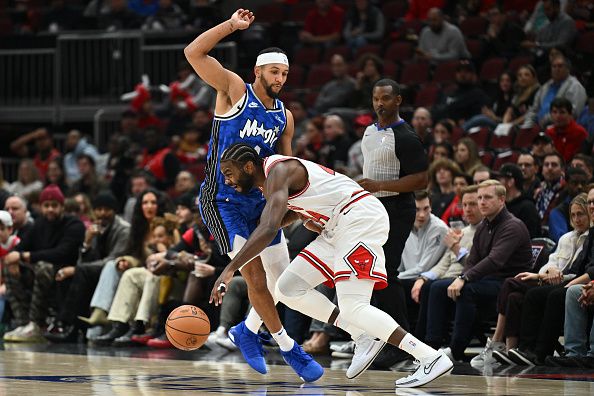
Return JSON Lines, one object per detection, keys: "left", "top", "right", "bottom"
{"left": 39, "top": 184, "right": 64, "bottom": 205}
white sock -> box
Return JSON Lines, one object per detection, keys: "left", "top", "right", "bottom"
{"left": 244, "top": 308, "right": 263, "bottom": 334}
{"left": 398, "top": 332, "right": 437, "bottom": 360}
{"left": 271, "top": 327, "right": 295, "bottom": 351}
{"left": 334, "top": 314, "right": 365, "bottom": 340}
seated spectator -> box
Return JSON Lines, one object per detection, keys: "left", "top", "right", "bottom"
{"left": 509, "top": 196, "right": 594, "bottom": 365}
{"left": 523, "top": 55, "right": 587, "bottom": 129}
{"left": 142, "top": 0, "right": 186, "bottom": 31}
{"left": 425, "top": 180, "right": 532, "bottom": 362}
{"left": 482, "top": 6, "right": 525, "bottom": 59}
{"left": 63, "top": 130, "right": 100, "bottom": 185}
{"left": 0, "top": 211, "right": 20, "bottom": 326}
{"left": 431, "top": 142, "right": 454, "bottom": 162}
{"left": 140, "top": 128, "right": 182, "bottom": 191}
{"left": 578, "top": 97, "right": 594, "bottom": 138}
{"left": 517, "top": 153, "right": 542, "bottom": 201}
{"left": 545, "top": 98, "right": 589, "bottom": 162}
{"left": 43, "top": 191, "right": 130, "bottom": 342}
{"left": 45, "top": 158, "right": 67, "bottom": 193}
{"left": 472, "top": 165, "right": 493, "bottom": 185}
{"left": 503, "top": 65, "right": 541, "bottom": 126}
{"left": 442, "top": 173, "right": 472, "bottom": 226}
{"left": 173, "top": 171, "right": 196, "bottom": 201}
{"left": 497, "top": 164, "right": 541, "bottom": 238}
{"left": 186, "top": 0, "right": 222, "bottom": 32}
{"left": 69, "top": 154, "right": 108, "bottom": 199}
{"left": 99, "top": 0, "right": 142, "bottom": 30}
{"left": 524, "top": 0, "right": 550, "bottom": 36}
{"left": 3, "top": 185, "right": 84, "bottom": 342}
{"left": 123, "top": 170, "right": 154, "bottom": 223}
{"left": 41, "top": 0, "right": 80, "bottom": 32}
{"left": 174, "top": 125, "right": 208, "bottom": 174}
{"left": 432, "top": 119, "right": 454, "bottom": 145}
{"left": 318, "top": 115, "right": 352, "bottom": 171}
{"left": 548, "top": 167, "right": 589, "bottom": 243}
{"left": 429, "top": 159, "right": 461, "bottom": 218}
{"left": 10, "top": 128, "right": 61, "bottom": 181}
{"left": 472, "top": 192, "right": 590, "bottom": 367}
{"left": 295, "top": 118, "right": 324, "bottom": 164}
{"left": 313, "top": 54, "right": 356, "bottom": 115}
{"left": 455, "top": 138, "right": 482, "bottom": 177}
{"left": 298, "top": 0, "right": 344, "bottom": 49}
{"left": 405, "top": 0, "right": 445, "bottom": 21}
{"left": 531, "top": 132, "right": 555, "bottom": 165}
{"left": 535, "top": 152, "right": 565, "bottom": 226}
{"left": 521, "top": 0, "right": 577, "bottom": 54}
{"left": 432, "top": 61, "right": 489, "bottom": 126}
{"left": 412, "top": 107, "right": 434, "bottom": 152}
{"left": 463, "top": 72, "right": 514, "bottom": 131}
{"left": 413, "top": 186, "right": 483, "bottom": 341}
{"left": 346, "top": 114, "right": 374, "bottom": 179}
{"left": 570, "top": 154, "right": 594, "bottom": 182}
{"left": 4, "top": 195, "right": 33, "bottom": 240}
{"left": 288, "top": 100, "right": 309, "bottom": 143}
{"left": 7, "top": 159, "right": 43, "bottom": 202}
{"left": 416, "top": 8, "right": 470, "bottom": 63}
{"left": 342, "top": 0, "right": 385, "bottom": 51}
{"left": 74, "top": 193, "right": 95, "bottom": 228}
{"left": 349, "top": 54, "right": 383, "bottom": 111}
{"left": 551, "top": 281, "right": 594, "bottom": 367}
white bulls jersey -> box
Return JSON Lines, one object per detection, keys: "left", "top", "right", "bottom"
{"left": 263, "top": 155, "right": 370, "bottom": 229}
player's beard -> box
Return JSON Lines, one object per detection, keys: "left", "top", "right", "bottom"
{"left": 260, "top": 75, "right": 280, "bottom": 99}
{"left": 236, "top": 171, "right": 255, "bottom": 195}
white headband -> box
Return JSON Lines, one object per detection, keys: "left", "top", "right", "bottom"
{"left": 255, "top": 52, "right": 289, "bottom": 67}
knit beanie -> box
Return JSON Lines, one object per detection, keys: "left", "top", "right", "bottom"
{"left": 39, "top": 184, "right": 65, "bottom": 205}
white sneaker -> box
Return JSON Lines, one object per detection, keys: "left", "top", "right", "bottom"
{"left": 3, "top": 324, "right": 26, "bottom": 342}
{"left": 11, "top": 321, "right": 45, "bottom": 343}
{"left": 346, "top": 334, "right": 386, "bottom": 379}
{"left": 395, "top": 350, "right": 453, "bottom": 388}
{"left": 331, "top": 340, "right": 355, "bottom": 358}
{"left": 470, "top": 338, "right": 503, "bottom": 367}
{"left": 216, "top": 335, "right": 239, "bottom": 351}
{"left": 205, "top": 327, "right": 227, "bottom": 348}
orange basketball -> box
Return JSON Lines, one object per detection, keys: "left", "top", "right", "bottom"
{"left": 165, "top": 305, "right": 210, "bottom": 351}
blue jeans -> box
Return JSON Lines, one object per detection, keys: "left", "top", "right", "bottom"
{"left": 564, "top": 284, "right": 594, "bottom": 357}
{"left": 426, "top": 277, "right": 501, "bottom": 360}
{"left": 89, "top": 259, "right": 121, "bottom": 312}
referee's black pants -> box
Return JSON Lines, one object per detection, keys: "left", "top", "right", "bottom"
{"left": 371, "top": 195, "right": 415, "bottom": 331}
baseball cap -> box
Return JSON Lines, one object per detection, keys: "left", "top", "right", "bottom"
{"left": 533, "top": 132, "right": 552, "bottom": 145}
{"left": 0, "top": 210, "right": 13, "bottom": 227}
{"left": 498, "top": 163, "right": 524, "bottom": 189}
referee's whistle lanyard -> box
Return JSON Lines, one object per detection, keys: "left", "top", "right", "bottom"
{"left": 375, "top": 119, "right": 405, "bottom": 131}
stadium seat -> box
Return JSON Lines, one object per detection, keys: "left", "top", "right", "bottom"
{"left": 479, "top": 57, "right": 506, "bottom": 83}
{"left": 323, "top": 45, "right": 351, "bottom": 62}
{"left": 304, "top": 91, "right": 318, "bottom": 108}
{"left": 576, "top": 31, "right": 594, "bottom": 55}
{"left": 492, "top": 150, "right": 520, "bottom": 170}
{"left": 414, "top": 84, "right": 440, "bottom": 108}
{"left": 513, "top": 127, "right": 540, "bottom": 150}
{"left": 383, "top": 60, "right": 399, "bottom": 79}
{"left": 467, "top": 126, "right": 491, "bottom": 149}
{"left": 284, "top": 65, "right": 305, "bottom": 89}
{"left": 480, "top": 150, "right": 494, "bottom": 167}
{"left": 465, "top": 39, "right": 483, "bottom": 60}
{"left": 354, "top": 44, "right": 382, "bottom": 60}
{"left": 460, "top": 16, "right": 488, "bottom": 37}
{"left": 256, "top": 3, "right": 284, "bottom": 25}
{"left": 432, "top": 60, "right": 459, "bottom": 84}
{"left": 294, "top": 47, "right": 321, "bottom": 65}
{"left": 400, "top": 61, "right": 430, "bottom": 86}
{"left": 508, "top": 55, "right": 534, "bottom": 73}
{"left": 382, "top": 0, "right": 408, "bottom": 20}
{"left": 288, "top": 3, "right": 313, "bottom": 23}
{"left": 305, "top": 64, "right": 333, "bottom": 89}
{"left": 451, "top": 126, "right": 464, "bottom": 144}
{"left": 489, "top": 130, "right": 516, "bottom": 151}
{"left": 384, "top": 41, "right": 413, "bottom": 63}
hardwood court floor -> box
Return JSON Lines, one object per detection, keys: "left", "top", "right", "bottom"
{"left": 0, "top": 343, "right": 592, "bottom": 395}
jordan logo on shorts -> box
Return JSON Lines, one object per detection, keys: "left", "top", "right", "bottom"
{"left": 345, "top": 243, "right": 376, "bottom": 273}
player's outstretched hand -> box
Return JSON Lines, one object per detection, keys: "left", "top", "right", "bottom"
{"left": 210, "top": 268, "right": 234, "bottom": 306}
{"left": 231, "top": 9, "right": 255, "bottom": 31}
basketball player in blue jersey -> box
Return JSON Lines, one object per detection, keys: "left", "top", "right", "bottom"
{"left": 184, "top": 9, "right": 323, "bottom": 382}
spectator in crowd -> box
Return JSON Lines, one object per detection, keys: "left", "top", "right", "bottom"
{"left": 497, "top": 164, "right": 541, "bottom": 238}
{"left": 531, "top": 132, "right": 555, "bottom": 165}
{"left": 186, "top": 0, "right": 222, "bottom": 32}
{"left": 432, "top": 119, "right": 454, "bottom": 145}
{"left": 412, "top": 107, "right": 433, "bottom": 152}
{"left": 117, "top": 110, "right": 143, "bottom": 148}
{"left": 503, "top": 65, "right": 541, "bottom": 126}
{"left": 63, "top": 130, "right": 100, "bottom": 185}
{"left": 432, "top": 61, "right": 489, "bottom": 126}
{"left": 69, "top": 154, "right": 108, "bottom": 199}
{"left": 413, "top": 186, "right": 482, "bottom": 341}
{"left": 74, "top": 193, "right": 95, "bottom": 228}
{"left": 535, "top": 151, "right": 565, "bottom": 225}
{"left": 7, "top": 159, "right": 43, "bottom": 201}
{"left": 398, "top": 191, "right": 448, "bottom": 326}
{"left": 442, "top": 173, "right": 472, "bottom": 226}
{"left": 128, "top": 0, "right": 158, "bottom": 17}
{"left": 98, "top": 0, "right": 142, "bottom": 30}
{"left": 578, "top": 97, "right": 594, "bottom": 137}
{"left": 45, "top": 158, "right": 67, "bottom": 193}
{"left": 288, "top": 100, "right": 309, "bottom": 143}
{"left": 313, "top": 54, "right": 356, "bottom": 115}
{"left": 425, "top": 180, "right": 532, "bottom": 362}
{"left": 173, "top": 170, "right": 196, "bottom": 198}
{"left": 346, "top": 113, "right": 374, "bottom": 179}
{"left": 342, "top": 0, "right": 385, "bottom": 51}
{"left": 545, "top": 98, "right": 589, "bottom": 162}
{"left": 548, "top": 167, "right": 589, "bottom": 242}
{"left": 473, "top": 192, "right": 591, "bottom": 367}
{"left": 174, "top": 191, "right": 198, "bottom": 235}
{"left": 298, "top": 0, "right": 344, "bottom": 49}
{"left": 405, "top": 0, "right": 445, "bottom": 21}
{"left": 4, "top": 195, "right": 33, "bottom": 240}
{"left": 482, "top": 6, "right": 526, "bottom": 59}
{"left": 9, "top": 128, "right": 60, "bottom": 181}
{"left": 295, "top": 117, "right": 324, "bottom": 163}
{"left": 44, "top": 191, "right": 130, "bottom": 342}
{"left": 416, "top": 8, "right": 470, "bottom": 63}
{"left": 524, "top": 0, "right": 550, "bottom": 36}
{"left": 123, "top": 170, "right": 153, "bottom": 223}
{"left": 3, "top": 185, "right": 84, "bottom": 342}
{"left": 463, "top": 71, "right": 514, "bottom": 131}
{"left": 517, "top": 152, "right": 542, "bottom": 200}
{"left": 523, "top": 55, "right": 587, "bottom": 128}
{"left": 521, "top": 0, "right": 578, "bottom": 53}
{"left": 139, "top": 128, "right": 181, "bottom": 191}
{"left": 472, "top": 165, "right": 492, "bottom": 185}
{"left": 318, "top": 115, "right": 351, "bottom": 171}
{"left": 349, "top": 54, "right": 383, "bottom": 112}
{"left": 142, "top": 0, "right": 186, "bottom": 31}
{"left": 0, "top": 210, "right": 20, "bottom": 325}
{"left": 429, "top": 159, "right": 460, "bottom": 218}
{"left": 42, "top": 0, "right": 80, "bottom": 32}
{"left": 431, "top": 142, "right": 455, "bottom": 162}
{"left": 570, "top": 154, "right": 594, "bottom": 181}
{"left": 174, "top": 125, "right": 208, "bottom": 176}
{"left": 455, "top": 138, "right": 482, "bottom": 177}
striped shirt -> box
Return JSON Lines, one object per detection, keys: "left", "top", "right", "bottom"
{"left": 361, "top": 119, "right": 428, "bottom": 199}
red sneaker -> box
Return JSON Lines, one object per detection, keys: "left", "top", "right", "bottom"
{"left": 131, "top": 333, "right": 154, "bottom": 345}
{"left": 147, "top": 334, "right": 173, "bottom": 349}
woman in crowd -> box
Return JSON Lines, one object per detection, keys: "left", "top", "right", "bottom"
{"left": 454, "top": 138, "right": 482, "bottom": 177}
{"left": 503, "top": 65, "right": 540, "bottom": 126}
{"left": 429, "top": 158, "right": 462, "bottom": 218}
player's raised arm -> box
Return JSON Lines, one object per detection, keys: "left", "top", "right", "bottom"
{"left": 184, "top": 9, "right": 252, "bottom": 97}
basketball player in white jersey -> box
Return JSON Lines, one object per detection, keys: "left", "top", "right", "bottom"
{"left": 211, "top": 143, "right": 454, "bottom": 388}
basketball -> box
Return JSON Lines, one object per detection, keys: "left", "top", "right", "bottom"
{"left": 165, "top": 305, "right": 210, "bottom": 351}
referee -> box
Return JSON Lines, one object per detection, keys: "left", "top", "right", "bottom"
{"left": 357, "top": 78, "right": 429, "bottom": 366}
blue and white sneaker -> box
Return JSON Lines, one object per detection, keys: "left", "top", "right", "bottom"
{"left": 228, "top": 321, "right": 267, "bottom": 374}
{"left": 281, "top": 341, "right": 324, "bottom": 382}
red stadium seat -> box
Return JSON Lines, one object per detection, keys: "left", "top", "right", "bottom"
{"left": 305, "top": 64, "right": 333, "bottom": 89}
{"left": 414, "top": 84, "right": 440, "bottom": 108}
{"left": 465, "top": 39, "right": 483, "bottom": 59}
{"left": 383, "top": 60, "right": 399, "bottom": 79}
{"left": 467, "top": 126, "right": 491, "bottom": 149}
{"left": 489, "top": 130, "right": 516, "bottom": 151}
{"left": 400, "top": 61, "right": 430, "bottom": 86}
{"left": 288, "top": 3, "right": 313, "bottom": 23}
{"left": 508, "top": 55, "right": 534, "bottom": 73}
{"left": 480, "top": 57, "right": 506, "bottom": 83}
{"left": 256, "top": 3, "right": 284, "bottom": 24}
{"left": 513, "top": 127, "right": 540, "bottom": 150}
{"left": 382, "top": 1, "right": 408, "bottom": 20}
{"left": 451, "top": 127, "right": 464, "bottom": 144}
{"left": 492, "top": 150, "right": 520, "bottom": 170}
{"left": 576, "top": 31, "right": 594, "bottom": 55}
{"left": 284, "top": 65, "right": 305, "bottom": 89}
{"left": 432, "top": 60, "right": 459, "bottom": 84}
{"left": 384, "top": 41, "right": 414, "bottom": 63}
{"left": 460, "top": 16, "right": 488, "bottom": 38}
{"left": 480, "top": 150, "right": 494, "bottom": 167}
{"left": 294, "top": 47, "right": 321, "bottom": 65}
{"left": 323, "top": 45, "right": 351, "bottom": 62}
{"left": 354, "top": 44, "right": 382, "bottom": 60}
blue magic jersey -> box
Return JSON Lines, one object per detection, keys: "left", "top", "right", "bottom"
{"left": 199, "top": 83, "right": 287, "bottom": 253}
